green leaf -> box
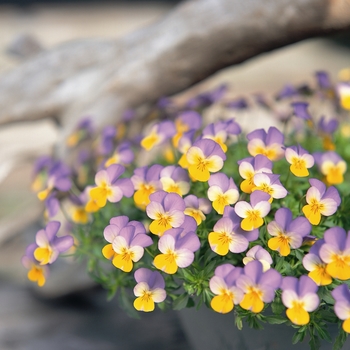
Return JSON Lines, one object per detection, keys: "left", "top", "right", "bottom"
{"left": 172, "top": 294, "right": 189, "bottom": 310}
{"left": 265, "top": 315, "right": 288, "bottom": 324}
{"left": 333, "top": 329, "right": 348, "bottom": 350}
{"left": 292, "top": 330, "right": 305, "bottom": 344}
{"left": 309, "top": 333, "right": 321, "bottom": 350}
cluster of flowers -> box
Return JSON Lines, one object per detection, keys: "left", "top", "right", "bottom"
{"left": 23, "top": 70, "right": 350, "bottom": 348}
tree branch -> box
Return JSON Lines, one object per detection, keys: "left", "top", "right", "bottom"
{"left": 0, "top": 0, "right": 349, "bottom": 132}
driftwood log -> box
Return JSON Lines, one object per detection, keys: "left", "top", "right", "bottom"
{"left": 1, "top": 0, "right": 350, "bottom": 137}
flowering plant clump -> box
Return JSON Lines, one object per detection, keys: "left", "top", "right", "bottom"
{"left": 24, "top": 71, "right": 350, "bottom": 349}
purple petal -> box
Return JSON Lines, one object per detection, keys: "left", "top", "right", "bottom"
{"left": 45, "top": 221, "right": 61, "bottom": 242}
{"left": 288, "top": 217, "right": 312, "bottom": 237}
{"left": 324, "top": 186, "right": 341, "bottom": 206}
{"left": 243, "top": 260, "right": 263, "bottom": 284}
{"left": 53, "top": 235, "right": 74, "bottom": 253}
{"left": 119, "top": 226, "right": 136, "bottom": 245}
{"left": 332, "top": 284, "right": 350, "bottom": 303}
{"left": 324, "top": 226, "right": 346, "bottom": 250}
{"left": 259, "top": 268, "right": 282, "bottom": 290}
{"left": 115, "top": 178, "right": 134, "bottom": 198}
{"left": 149, "top": 190, "right": 167, "bottom": 203}
{"left": 298, "top": 275, "right": 318, "bottom": 297}
{"left": 246, "top": 129, "right": 266, "bottom": 142}
{"left": 176, "top": 232, "right": 200, "bottom": 252}
{"left": 184, "top": 195, "right": 199, "bottom": 209}
{"left": 109, "top": 215, "right": 130, "bottom": 229}
{"left": 266, "top": 127, "right": 284, "bottom": 145}
{"left": 131, "top": 233, "right": 153, "bottom": 248}
{"left": 275, "top": 208, "right": 292, "bottom": 230}
{"left": 208, "top": 173, "right": 229, "bottom": 191}
{"left": 106, "top": 164, "right": 125, "bottom": 183}
{"left": 164, "top": 193, "right": 186, "bottom": 212}
{"left": 309, "top": 178, "right": 326, "bottom": 197}
{"left": 281, "top": 276, "right": 298, "bottom": 292}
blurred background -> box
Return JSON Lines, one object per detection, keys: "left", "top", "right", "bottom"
{"left": 0, "top": 1, "right": 350, "bottom": 349}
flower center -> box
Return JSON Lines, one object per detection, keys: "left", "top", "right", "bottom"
{"left": 309, "top": 199, "right": 324, "bottom": 214}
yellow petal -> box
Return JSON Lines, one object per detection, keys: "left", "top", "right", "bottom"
{"left": 28, "top": 266, "right": 46, "bottom": 287}
{"left": 326, "top": 260, "right": 350, "bottom": 280}
{"left": 102, "top": 244, "right": 115, "bottom": 260}
{"left": 286, "top": 306, "right": 310, "bottom": 326}
{"left": 188, "top": 164, "right": 211, "bottom": 182}
{"left": 141, "top": 132, "right": 160, "bottom": 151}
{"left": 208, "top": 231, "right": 230, "bottom": 256}
{"left": 308, "top": 267, "right": 332, "bottom": 286}
{"left": 240, "top": 292, "right": 264, "bottom": 313}
{"left": 112, "top": 254, "right": 133, "bottom": 272}
{"left": 240, "top": 178, "right": 254, "bottom": 194}
{"left": 153, "top": 253, "right": 178, "bottom": 274}
{"left": 211, "top": 294, "right": 234, "bottom": 314}
{"left": 343, "top": 318, "right": 350, "bottom": 333}
{"left": 34, "top": 247, "right": 52, "bottom": 265}
{"left": 268, "top": 237, "right": 291, "bottom": 256}
{"left": 149, "top": 218, "right": 172, "bottom": 236}
{"left": 302, "top": 205, "right": 321, "bottom": 225}
{"left": 134, "top": 295, "right": 155, "bottom": 312}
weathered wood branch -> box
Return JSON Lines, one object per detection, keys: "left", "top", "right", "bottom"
{"left": 0, "top": 0, "right": 350, "bottom": 133}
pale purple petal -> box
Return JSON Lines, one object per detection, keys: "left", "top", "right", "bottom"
{"left": 176, "top": 249, "right": 194, "bottom": 268}
{"left": 53, "top": 235, "right": 74, "bottom": 253}
{"left": 45, "top": 221, "right": 61, "bottom": 241}
{"left": 115, "top": 178, "right": 134, "bottom": 198}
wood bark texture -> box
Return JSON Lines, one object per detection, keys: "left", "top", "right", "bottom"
{"left": 0, "top": 0, "right": 350, "bottom": 134}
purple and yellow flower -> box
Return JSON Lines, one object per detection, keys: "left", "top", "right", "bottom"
{"left": 207, "top": 173, "right": 239, "bottom": 214}
{"left": 89, "top": 164, "right": 134, "bottom": 209}
{"left": 302, "top": 178, "right": 340, "bottom": 225}
{"left": 140, "top": 121, "right": 176, "bottom": 151}
{"left": 96, "top": 126, "right": 116, "bottom": 156}
{"left": 201, "top": 119, "right": 241, "bottom": 152}
{"left": 246, "top": 127, "right": 285, "bottom": 161}
{"left": 235, "top": 191, "right": 271, "bottom": 231}
{"left": 285, "top": 145, "right": 314, "bottom": 177}
{"left": 208, "top": 216, "right": 249, "bottom": 256}
{"left": 146, "top": 191, "right": 186, "bottom": 236}
{"left": 133, "top": 268, "right": 166, "bottom": 312}
{"left": 291, "top": 101, "right": 312, "bottom": 120}
{"left": 104, "top": 142, "right": 134, "bottom": 168}
{"left": 172, "top": 111, "right": 202, "bottom": 147}
{"left": 281, "top": 275, "right": 319, "bottom": 326}
{"left": 238, "top": 155, "right": 273, "bottom": 194}
{"left": 186, "top": 139, "right": 226, "bottom": 182}
{"left": 331, "top": 284, "right": 350, "bottom": 333}
{"left": 318, "top": 116, "right": 338, "bottom": 151}
{"left": 236, "top": 260, "right": 282, "bottom": 313}
{"left": 183, "top": 194, "right": 211, "bottom": 225}
{"left": 33, "top": 221, "right": 74, "bottom": 265}
{"left": 319, "top": 227, "right": 350, "bottom": 280}
{"left": 252, "top": 173, "right": 287, "bottom": 202}
{"left": 153, "top": 218, "right": 200, "bottom": 274}
{"left": 337, "top": 82, "right": 350, "bottom": 110}
{"left": 267, "top": 208, "right": 311, "bottom": 257}
{"left": 313, "top": 151, "right": 347, "bottom": 185}
{"left": 243, "top": 245, "right": 273, "bottom": 272}
{"left": 160, "top": 166, "right": 190, "bottom": 196}
{"left": 177, "top": 130, "right": 196, "bottom": 169}
{"left": 66, "top": 117, "right": 94, "bottom": 148}
{"left": 302, "top": 239, "right": 332, "bottom": 286}
{"left": 209, "top": 264, "right": 244, "bottom": 314}
{"left": 131, "top": 164, "right": 163, "bottom": 210}
{"left": 22, "top": 243, "right": 49, "bottom": 287}
{"left": 316, "top": 71, "right": 332, "bottom": 90}
{"left": 36, "top": 161, "right": 71, "bottom": 201}
{"left": 102, "top": 216, "right": 152, "bottom": 272}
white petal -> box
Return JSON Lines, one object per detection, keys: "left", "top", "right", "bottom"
{"left": 281, "top": 290, "right": 298, "bottom": 309}
{"left": 234, "top": 201, "right": 252, "bottom": 218}
{"left": 207, "top": 185, "right": 223, "bottom": 201}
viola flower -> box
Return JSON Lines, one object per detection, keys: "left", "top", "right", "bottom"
{"left": 242, "top": 245, "right": 273, "bottom": 272}
{"left": 236, "top": 260, "right": 282, "bottom": 313}
{"left": 44, "top": 193, "right": 60, "bottom": 219}
{"left": 153, "top": 220, "right": 200, "bottom": 274}
{"left": 172, "top": 111, "right": 202, "bottom": 147}
{"left": 291, "top": 101, "right": 312, "bottom": 120}
{"left": 140, "top": 120, "right": 176, "bottom": 151}
{"left": 186, "top": 139, "right": 226, "bottom": 182}
{"left": 209, "top": 264, "right": 244, "bottom": 314}
{"left": 31, "top": 155, "right": 54, "bottom": 192}
{"left": 102, "top": 216, "right": 152, "bottom": 272}
{"left": 313, "top": 151, "right": 347, "bottom": 185}
{"left": 235, "top": 191, "right": 271, "bottom": 231}
{"left": 131, "top": 164, "right": 163, "bottom": 210}
{"left": 302, "top": 239, "right": 332, "bottom": 286}
{"left": 146, "top": 191, "right": 186, "bottom": 236}
{"left": 176, "top": 130, "right": 196, "bottom": 169}
{"left": 302, "top": 178, "right": 340, "bottom": 225}
{"left": 208, "top": 216, "right": 249, "bottom": 256}
{"left": 183, "top": 194, "right": 211, "bottom": 225}
{"left": 331, "top": 284, "right": 350, "bottom": 333}
{"left": 246, "top": 127, "right": 285, "bottom": 161}
{"left": 319, "top": 227, "right": 350, "bottom": 280}
{"left": 223, "top": 206, "right": 260, "bottom": 242}
{"left": 316, "top": 71, "right": 332, "bottom": 90}
{"left": 89, "top": 164, "right": 134, "bottom": 208}
{"left": 285, "top": 145, "right": 314, "bottom": 177}
{"left": 22, "top": 243, "right": 49, "bottom": 287}
{"left": 317, "top": 116, "right": 338, "bottom": 151}
{"left": 37, "top": 161, "right": 71, "bottom": 201}
{"left": 66, "top": 117, "right": 94, "bottom": 148}
{"left": 276, "top": 84, "right": 298, "bottom": 100}
{"left": 281, "top": 275, "right": 319, "bottom": 326}
{"left": 68, "top": 190, "right": 91, "bottom": 224}
{"left": 267, "top": 208, "right": 311, "bottom": 256}
{"left": 104, "top": 142, "right": 134, "bottom": 168}
{"left": 96, "top": 126, "right": 116, "bottom": 156}
{"left": 33, "top": 221, "right": 74, "bottom": 265}
{"left": 238, "top": 155, "right": 273, "bottom": 194}
{"left": 252, "top": 173, "right": 287, "bottom": 202}
{"left": 133, "top": 268, "right": 166, "bottom": 312}
{"left": 207, "top": 173, "right": 239, "bottom": 214}
{"left": 337, "top": 82, "right": 350, "bottom": 110}
{"left": 160, "top": 166, "right": 190, "bottom": 196}
{"left": 202, "top": 119, "right": 241, "bottom": 152}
